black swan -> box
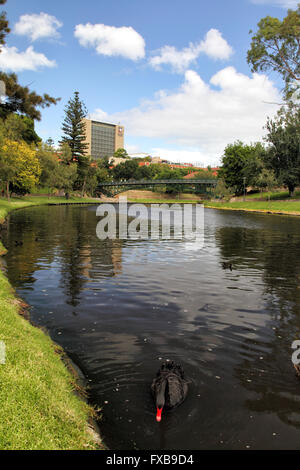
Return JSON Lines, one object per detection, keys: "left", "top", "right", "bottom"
{"left": 222, "top": 261, "right": 232, "bottom": 271}
{"left": 151, "top": 361, "right": 189, "bottom": 422}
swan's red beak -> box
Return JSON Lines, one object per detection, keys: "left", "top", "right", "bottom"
{"left": 156, "top": 407, "right": 163, "bottom": 422}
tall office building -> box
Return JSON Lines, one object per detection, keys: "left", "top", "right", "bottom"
{"left": 82, "top": 118, "right": 124, "bottom": 159}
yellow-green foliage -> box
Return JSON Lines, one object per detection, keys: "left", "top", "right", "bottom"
{"left": 1, "top": 139, "right": 41, "bottom": 192}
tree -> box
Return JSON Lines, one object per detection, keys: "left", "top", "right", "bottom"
{"left": 135, "top": 164, "right": 156, "bottom": 180}
{"left": 75, "top": 154, "right": 91, "bottom": 194}
{"left": 191, "top": 169, "right": 217, "bottom": 180}
{"left": 154, "top": 166, "right": 183, "bottom": 194}
{"left": 0, "top": 139, "right": 41, "bottom": 199}
{"left": 60, "top": 91, "right": 88, "bottom": 159}
{"left": 0, "top": 113, "right": 41, "bottom": 144}
{"left": 55, "top": 142, "right": 78, "bottom": 198}
{"left": 242, "top": 142, "right": 266, "bottom": 187}
{"left": 0, "top": 72, "right": 60, "bottom": 121}
{"left": 95, "top": 167, "right": 111, "bottom": 196}
{"left": 59, "top": 141, "right": 72, "bottom": 164}
{"left": 112, "top": 159, "right": 139, "bottom": 180}
{"left": 45, "top": 137, "right": 55, "bottom": 149}
{"left": 264, "top": 102, "right": 300, "bottom": 196}
{"left": 84, "top": 164, "right": 101, "bottom": 196}
{"left": 98, "top": 156, "right": 110, "bottom": 170}
{"left": 113, "top": 148, "right": 130, "bottom": 159}
{"left": 97, "top": 167, "right": 110, "bottom": 183}
{"left": 255, "top": 168, "right": 277, "bottom": 200}
{"left": 247, "top": 4, "right": 300, "bottom": 98}
{"left": 54, "top": 163, "right": 77, "bottom": 199}
{"left": 36, "top": 143, "right": 60, "bottom": 193}
{"left": 0, "top": 0, "right": 10, "bottom": 51}
{"left": 219, "top": 141, "right": 264, "bottom": 195}
{"left": 213, "top": 178, "right": 233, "bottom": 201}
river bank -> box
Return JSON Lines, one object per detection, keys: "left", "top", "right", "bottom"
{"left": 0, "top": 195, "right": 102, "bottom": 223}
{"left": 111, "top": 189, "right": 201, "bottom": 204}
{"left": 0, "top": 196, "right": 104, "bottom": 450}
{"left": 203, "top": 199, "right": 300, "bottom": 216}
{"left": 109, "top": 189, "right": 300, "bottom": 215}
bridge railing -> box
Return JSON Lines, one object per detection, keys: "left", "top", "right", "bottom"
{"left": 98, "top": 179, "right": 217, "bottom": 187}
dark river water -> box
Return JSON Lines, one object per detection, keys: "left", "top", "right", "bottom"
{"left": 2, "top": 204, "right": 300, "bottom": 450}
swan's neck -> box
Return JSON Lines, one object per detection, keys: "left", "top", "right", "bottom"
{"left": 156, "top": 380, "right": 167, "bottom": 408}
{"left": 156, "top": 379, "right": 167, "bottom": 422}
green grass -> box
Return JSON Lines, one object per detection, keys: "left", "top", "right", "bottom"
{"left": 0, "top": 273, "right": 102, "bottom": 449}
{"left": 32, "top": 186, "right": 55, "bottom": 195}
{"left": 204, "top": 199, "right": 300, "bottom": 214}
{"left": 126, "top": 196, "right": 300, "bottom": 213}
{"left": 244, "top": 190, "right": 300, "bottom": 200}
{"left": 0, "top": 195, "right": 103, "bottom": 450}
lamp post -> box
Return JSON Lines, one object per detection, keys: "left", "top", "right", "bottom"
{"left": 243, "top": 177, "right": 246, "bottom": 202}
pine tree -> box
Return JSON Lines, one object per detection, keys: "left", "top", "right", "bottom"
{"left": 45, "top": 137, "right": 55, "bottom": 149}
{"left": 0, "top": 0, "right": 10, "bottom": 52}
{"left": 60, "top": 91, "right": 88, "bottom": 161}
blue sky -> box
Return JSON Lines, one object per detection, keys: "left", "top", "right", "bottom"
{"left": 1, "top": 0, "right": 296, "bottom": 165}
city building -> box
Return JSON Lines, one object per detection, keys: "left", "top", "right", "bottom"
{"left": 82, "top": 118, "right": 124, "bottom": 159}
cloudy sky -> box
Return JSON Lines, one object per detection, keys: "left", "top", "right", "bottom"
{"left": 2, "top": 0, "right": 297, "bottom": 165}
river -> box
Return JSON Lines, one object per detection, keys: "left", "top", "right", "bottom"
{"left": 3, "top": 204, "right": 300, "bottom": 450}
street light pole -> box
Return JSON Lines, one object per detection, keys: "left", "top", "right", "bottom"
{"left": 243, "top": 177, "right": 246, "bottom": 202}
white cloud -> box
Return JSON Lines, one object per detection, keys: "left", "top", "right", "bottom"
{"left": 201, "top": 29, "right": 234, "bottom": 60}
{"left": 91, "top": 67, "right": 280, "bottom": 165}
{"left": 126, "top": 144, "right": 143, "bottom": 154}
{"left": 14, "top": 12, "right": 63, "bottom": 41}
{"left": 149, "top": 43, "right": 202, "bottom": 74}
{"left": 74, "top": 23, "right": 145, "bottom": 61}
{"left": 88, "top": 108, "right": 109, "bottom": 122}
{"left": 0, "top": 46, "right": 56, "bottom": 72}
{"left": 251, "top": 0, "right": 298, "bottom": 8}
{"left": 149, "top": 29, "right": 233, "bottom": 73}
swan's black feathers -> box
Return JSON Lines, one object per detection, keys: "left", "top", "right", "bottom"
{"left": 151, "top": 361, "right": 189, "bottom": 410}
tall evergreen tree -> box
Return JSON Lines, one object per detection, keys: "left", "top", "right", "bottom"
{"left": 0, "top": 0, "right": 10, "bottom": 51}
{"left": 45, "top": 137, "right": 55, "bottom": 149}
{"left": 60, "top": 91, "right": 88, "bottom": 160}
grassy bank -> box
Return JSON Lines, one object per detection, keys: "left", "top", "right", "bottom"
{"left": 107, "top": 188, "right": 300, "bottom": 214}
{"left": 116, "top": 189, "right": 201, "bottom": 204}
{"left": 0, "top": 196, "right": 103, "bottom": 450}
{"left": 203, "top": 199, "right": 300, "bottom": 215}
{"left": 242, "top": 190, "right": 300, "bottom": 201}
